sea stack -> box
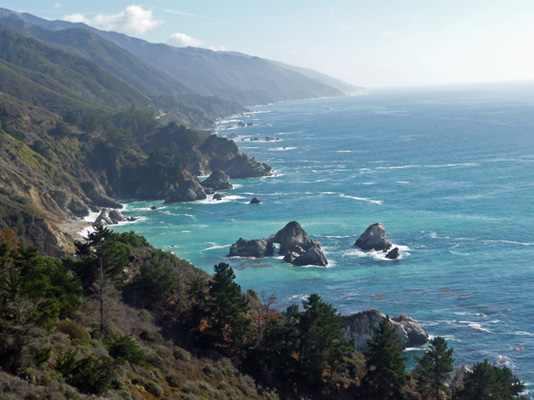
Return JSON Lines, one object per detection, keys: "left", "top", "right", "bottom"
{"left": 228, "top": 221, "right": 328, "bottom": 266}
{"left": 354, "top": 223, "right": 392, "bottom": 251}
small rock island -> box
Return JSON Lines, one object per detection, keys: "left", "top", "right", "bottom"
{"left": 355, "top": 223, "right": 400, "bottom": 259}
{"left": 229, "top": 221, "right": 328, "bottom": 266}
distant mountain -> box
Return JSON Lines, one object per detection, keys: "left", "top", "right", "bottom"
{"left": 269, "top": 60, "right": 364, "bottom": 95}
{"left": 0, "top": 8, "right": 355, "bottom": 107}
{"left": 0, "top": 24, "right": 150, "bottom": 117}
{"left": 0, "top": 15, "right": 244, "bottom": 125}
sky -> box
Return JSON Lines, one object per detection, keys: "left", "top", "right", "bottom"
{"left": 4, "top": 0, "right": 534, "bottom": 88}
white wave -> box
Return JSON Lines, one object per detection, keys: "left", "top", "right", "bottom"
{"left": 320, "top": 191, "right": 336, "bottom": 195}
{"left": 83, "top": 211, "right": 100, "bottom": 223}
{"left": 361, "top": 182, "right": 375, "bottom": 185}
{"left": 396, "top": 181, "right": 410, "bottom": 184}
{"left": 376, "top": 164, "right": 420, "bottom": 170}
{"left": 267, "top": 147, "right": 297, "bottom": 151}
{"left": 460, "top": 321, "right": 491, "bottom": 333}
{"left": 340, "top": 194, "right": 383, "bottom": 205}
{"left": 514, "top": 331, "right": 534, "bottom": 337}
{"left": 276, "top": 130, "right": 303, "bottom": 135}
{"left": 180, "top": 230, "right": 191, "bottom": 233}
{"left": 423, "top": 163, "right": 478, "bottom": 168}
{"left": 336, "top": 150, "right": 353, "bottom": 153}
{"left": 496, "top": 355, "right": 514, "bottom": 369}
{"left": 343, "top": 244, "right": 409, "bottom": 261}
{"left": 203, "top": 244, "right": 231, "bottom": 251}
{"left": 197, "top": 195, "right": 245, "bottom": 204}
{"left": 483, "top": 239, "right": 534, "bottom": 246}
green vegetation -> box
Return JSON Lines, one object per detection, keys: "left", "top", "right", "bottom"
{"left": 416, "top": 336, "right": 454, "bottom": 400}
{"left": 0, "top": 227, "right": 528, "bottom": 399}
{"left": 454, "top": 360, "right": 526, "bottom": 400}
{"left": 363, "top": 317, "right": 407, "bottom": 399}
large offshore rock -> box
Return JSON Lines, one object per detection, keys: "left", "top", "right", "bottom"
{"left": 228, "top": 238, "right": 272, "bottom": 258}
{"left": 201, "top": 170, "right": 233, "bottom": 191}
{"left": 228, "top": 221, "right": 328, "bottom": 266}
{"left": 272, "top": 221, "right": 312, "bottom": 256}
{"left": 354, "top": 223, "right": 392, "bottom": 251}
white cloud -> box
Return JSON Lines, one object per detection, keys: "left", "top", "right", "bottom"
{"left": 164, "top": 9, "right": 210, "bottom": 19}
{"left": 64, "top": 5, "right": 161, "bottom": 34}
{"left": 167, "top": 32, "right": 203, "bottom": 48}
{"left": 54, "top": 3, "right": 63, "bottom": 8}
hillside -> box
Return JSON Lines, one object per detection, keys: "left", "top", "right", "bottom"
{"left": 0, "top": 16, "right": 245, "bottom": 123}
{"left": 0, "top": 8, "right": 353, "bottom": 107}
{"left": 0, "top": 24, "right": 271, "bottom": 255}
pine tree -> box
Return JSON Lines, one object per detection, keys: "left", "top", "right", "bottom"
{"left": 454, "top": 360, "right": 525, "bottom": 400}
{"left": 206, "top": 262, "right": 250, "bottom": 346}
{"left": 363, "top": 317, "right": 407, "bottom": 400}
{"left": 416, "top": 336, "right": 454, "bottom": 400}
{"left": 296, "top": 293, "right": 354, "bottom": 386}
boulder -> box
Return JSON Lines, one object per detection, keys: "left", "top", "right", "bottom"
{"left": 93, "top": 208, "right": 113, "bottom": 228}
{"left": 228, "top": 238, "right": 272, "bottom": 258}
{"left": 385, "top": 247, "right": 400, "bottom": 259}
{"left": 341, "top": 310, "right": 428, "bottom": 352}
{"left": 249, "top": 197, "right": 262, "bottom": 204}
{"left": 150, "top": 206, "right": 158, "bottom": 210}
{"left": 213, "top": 193, "right": 223, "bottom": 201}
{"left": 201, "top": 170, "right": 233, "bottom": 191}
{"left": 164, "top": 179, "right": 207, "bottom": 203}
{"left": 392, "top": 314, "right": 429, "bottom": 347}
{"left": 109, "top": 209, "right": 127, "bottom": 224}
{"left": 355, "top": 223, "right": 392, "bottom": 251}
{"left": 292, "top": 245, "right": 328, "bottom": 267}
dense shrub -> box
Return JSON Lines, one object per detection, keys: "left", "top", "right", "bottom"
{"left": 106, "top": 334, "right": 146, "bottom": 365}
{"left": 55, "top": 320, "right": 91, "bottom": 345}
{"left": 56, "top": 349, "right": 116, "bottom": 394}
{"left": 144, "top": 381, "right": 164, "bottom": 398}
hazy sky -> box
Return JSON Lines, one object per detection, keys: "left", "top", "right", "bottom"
{"left": 5, "top": 0, "right": 534, "bottom": 88}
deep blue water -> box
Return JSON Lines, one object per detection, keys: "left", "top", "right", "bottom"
{"left": 114, "top": 84, "right": 534, "bottom": 393}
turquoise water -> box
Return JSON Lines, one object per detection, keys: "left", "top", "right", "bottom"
{"left": 114, "top": 84, "right": 534, "bottom": 393}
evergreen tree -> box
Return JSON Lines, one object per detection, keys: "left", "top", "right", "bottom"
{"left": 363, "top": 317, "right": 407, "bottom": 400}
{"left": 416, "top": 336, "right": 454, "bottom": 400}
{"left": 206, "top": 262, "right": 250, "bottom": 346}
{"left": 454, "top": 360, "right": 525, "bottom": 400}
{"left": 296, "top": 293, "right": 354, "bottom": 387}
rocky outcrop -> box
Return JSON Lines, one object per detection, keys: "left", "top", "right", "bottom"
{"left": 201, "top": 170, "right": 233, "bottom": 191}
{"left": 228, "top": 221, "right": 328, "bottom": 266}
{"left": 341, "top": 310, "right": 428, "bottom": 352}
{"left": 228, "top": 238, "right": 272, "bottom": 258}
{"left": 210, "top": 154, "right": 272, "bottom": 179}
{"left": 392, "top": 314, "right": 429, "bottom": 347}
{"left": 93, "top": 208, "right": 136, "bottom": 228}
{"left": 273, "top": 221, "right": 313, "bottom": 256}
{"left": 249, "top": 197, "right": 261, "bottom": 204}
{"left": 291, "top": 245, "right": 328, "bottom": 266}
{"left": 355, "top": 223, "right": 392, "bottom": 251}
{"left": 213, "top": 193, "right": 223, "bottom": 201}
{"left": 164, "top": 179, "right": 207, "bottom": 204}
{"left": 385, "top": 247, "right": 400, "bottom": 259}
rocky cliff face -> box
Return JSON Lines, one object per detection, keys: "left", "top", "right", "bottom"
{"left": 341, "top": 310, "right": 428, "bottom": 352}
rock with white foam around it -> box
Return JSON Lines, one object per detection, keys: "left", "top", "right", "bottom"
{"left": 354, "top": 223, "right": 392, "bottom": 251}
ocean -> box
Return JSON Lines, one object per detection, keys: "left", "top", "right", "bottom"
{"left": 113, "top": 83, "right": 534, "bottom": 393}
